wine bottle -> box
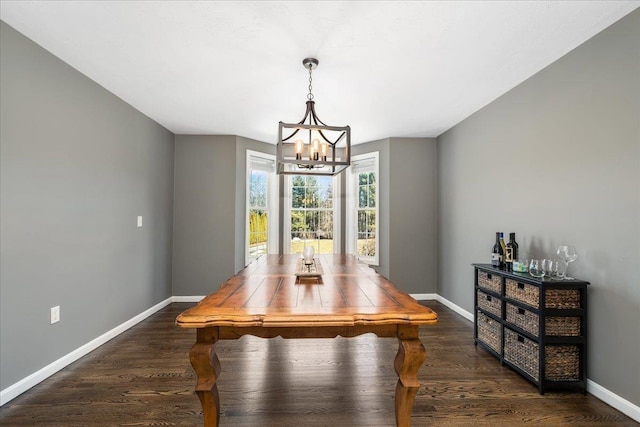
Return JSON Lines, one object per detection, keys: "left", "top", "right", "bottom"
{"left": 491, "top": 232, "right": 503, "bottom": 269}
{"left": 499, "top": 232, "right": 507, "bottom": 270}
{"left": 505, "top": 232, "right": 519, "bottom": 272}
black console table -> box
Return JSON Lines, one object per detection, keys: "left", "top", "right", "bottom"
{"left": 473, "top": 264, "right": 589, "bottom": 394}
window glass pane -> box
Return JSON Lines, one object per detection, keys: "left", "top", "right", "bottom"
{"left": 315, "top": 176, "right": 332, "bottom": 187}
{"left": 291, "top": 211, "right": 306, "bottom": 236}
{"left": 369, "top": 183, "right": 376, "bottom": 208}
{"left": 289, "top": 174, "right": 335, "bottom": 255}
{"left": 357, "top": 233, "right": 375, "bottom": 258}
{"left": 306, "top": 187, "right": 319, "bottom": 208}
{"left": 305, "top": 210, "right": 319, "bottom": 235}
{"left": 359, "top": 186, "right": 367, "bottom": 209}
{"left": 319, "top": 186, "right": 332, "bottom": 208}
{"left": 367, "top": 211, "right": 376, "bottom": 232}
{"left": 249, "top": 209, "right": 268, "bottom": 258}
{"left": 318, "top": 210, "right": 333, "bottom": 240}
{"left": 247, "top": 152, "right": 277, "bottom": 264}
{"left": 350, "top": 154, "right": 378, "bottom": 264}
{"left": 250, "top": 170, "right": 267, "bottom": 208}
{"left": 357, "top": 211, "right": 367, "bottom": 233}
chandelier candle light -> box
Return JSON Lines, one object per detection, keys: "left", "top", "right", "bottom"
{"left": 277, "top": 58, "right": 351, "bottom": 176}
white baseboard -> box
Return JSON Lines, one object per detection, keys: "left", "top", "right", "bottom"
{"left": 435, "top": 294, "right": 474, "bottom": 322}
{"left": 587, "top": 379, "right": 640, "bottom": 422}
{"left": 0, "top": 297, "right": 173, "bottom": 406}
{"left": 172, "top": 296, "right": 205, "bottom": 303}
{"left": 410, "top": 293, "right": 437, "bottom": 301}
{"left": 1, "top": 294, "right": 638, "bottom": 423}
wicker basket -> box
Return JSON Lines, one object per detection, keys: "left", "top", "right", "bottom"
{"left": 545, "top": 345, "right": 580, "bottom": 381}
{"left": 477, "top": 311, "right": 502, "bottom": 354}
{"left": 477, "top": 289, "right": 502, "bottom": 318}
{"left": 546, "top": 317, "right": 581, "bottom": 336}
{"left": 504, "top": 327, "right": 539, "bottom": 381}
{"left": 545, "top": 289, "right": 581, "bottom": 309}
{"left": 506, "top": 303, "right": 539, "bottom": 337}
{"left": 478, "top": 271, "right": 501, "bottom": 294}
{"left": 505, "top": 279, "right": 539, "bottom": 308}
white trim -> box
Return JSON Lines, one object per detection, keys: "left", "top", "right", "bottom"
{"left": 435, "top": 294, "right": 474, "bottom": 322}
{"left": 283, "top": 174, "right": 341, "bottom": 255}
{"left": 346, "top": 151, "right": 379, "bottom": 265}
{"left": 333, "top": 173, "right": 342, "bottom": 254}
{"left": 409, "top": 293, "right": 437, "bottom": 301}
{"left": 245, "top": 150, "right": 278, "bottom": 266}
{"left": 587, "top": 379, "right": 640, "bottom": 422}
{"left": 283, "top": 176, "right": 293, "bottom": 254}
{"left": 2, "top": 294, "right": 639, "bottom": 423}
{"left": 171, "top": 295, "right": 205, "bottom": 303}
{"left": 0, "top": 297, "right": 172, "bottom": 406}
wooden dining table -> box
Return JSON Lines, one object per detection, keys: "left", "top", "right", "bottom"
{"left": 176, "top": 254, "right": 438, "bottom": 426}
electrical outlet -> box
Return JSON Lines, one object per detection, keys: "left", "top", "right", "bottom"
{"left": 137, "top": 216, "right": 143, "bottom": 227}
{"left": 50, "top": 306, "right": 60, "bottom": 324}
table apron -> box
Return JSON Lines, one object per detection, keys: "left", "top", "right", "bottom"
{"left": 208, "top": 324, "right": 420, "bottom": 340}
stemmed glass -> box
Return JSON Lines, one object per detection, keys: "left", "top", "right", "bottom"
{"left": 556, "top": 245, "right": 578, "bottom": 279}
{"left": 529, "top": 260, "right": 545, "bottom": 279}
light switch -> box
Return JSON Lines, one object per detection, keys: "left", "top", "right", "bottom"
{"left": 137, "top": 216, "right": 143, "bottom": 227}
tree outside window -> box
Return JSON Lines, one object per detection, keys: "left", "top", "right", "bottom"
{"left": 290, "top": 175, "right": 334, "bottom": 254}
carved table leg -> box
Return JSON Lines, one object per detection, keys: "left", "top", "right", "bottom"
{"left": 190, "top": 327, "right": 221, "bottom": 427}
{"left": 394, "top": 327, "right": 426, "bottom": 427}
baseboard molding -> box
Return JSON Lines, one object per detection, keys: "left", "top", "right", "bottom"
{"left": 410, "top": 293, "right": 437, "bottom": 301}
{"left": 435, "top": 294, "right": 474, "bottom": 322}
{"left": 0, "top": 297, "right": 173, "bottom": 406}
{"left": 587, "top": 379, "right": 640, "bottom": 422}
{"left": 171, "top": 295, "right": 205, "bottom": 303}
{"left": 2, "top": 294, "right": 638, "bottom": 423}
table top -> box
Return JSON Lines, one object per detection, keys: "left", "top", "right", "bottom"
{"left": 176, "top": 254, "right": 438, "bottom": 329}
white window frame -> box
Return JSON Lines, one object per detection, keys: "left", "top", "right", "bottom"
{"left": 245, "top": 150, "right": 278, "bottom": 265}
{"left": 283, "top": 174, "right": 341, "bottom": 255}
{"left": 346, "top": 151, "right": 379, "bottom": 265}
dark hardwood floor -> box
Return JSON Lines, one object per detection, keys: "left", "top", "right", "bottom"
{"left": 0, "top": 301, "right": 636, "bottom": 426}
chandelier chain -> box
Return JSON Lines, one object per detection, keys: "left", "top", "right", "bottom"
{"left": 307, "top": 66, "right": 314, "bottom": 101}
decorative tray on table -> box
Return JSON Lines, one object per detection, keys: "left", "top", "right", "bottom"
{"left": 295, "top": 258, "right": 324, "bottom": 277}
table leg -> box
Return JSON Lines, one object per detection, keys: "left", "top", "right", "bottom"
{"left": 394, "top": 335, "right": 426, "bottom": 427}
{"left": 190, "top": 328, "right": 221, "bottom": 427}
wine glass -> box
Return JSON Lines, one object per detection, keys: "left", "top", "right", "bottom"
{"left": 529, "top": 260, "right": 545, "bottom": 278}
{"left": 543, "top": 259, "right": 560, "bottom": 280}
{"left": 556, "top": 245, "right": 578, "bottom": 279}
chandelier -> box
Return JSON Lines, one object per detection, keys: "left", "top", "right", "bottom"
{"left": 277, "top": 58, "right": 351, "bottom": 176}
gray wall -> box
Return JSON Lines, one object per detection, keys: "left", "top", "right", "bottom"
{"left": 172, "top": 135, "right": 275, "bottom": 295}
{"left": 389, "top": 138, "right": 438, "bottom": 294}
{"left": 0, "top": 21, "right": 175, "bottom": 390}
{"left": 172, "top": 135, "right": 237, "bottom": 296}
{"left": 437, "top": 9, "right": 639, "bottom": 406}
{"left": 353, "top": 137, "right": 438, "bottom": 294}
{"left": 173, "top": 135, "right": 436, "bottom": 296}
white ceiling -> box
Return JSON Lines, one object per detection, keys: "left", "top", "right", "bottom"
{"left": 1, "top": 1, "right": 638, "bottom": 144}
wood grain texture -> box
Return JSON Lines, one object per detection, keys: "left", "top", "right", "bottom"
{"left": 191, "top": 328, "right": 221, "bottom": 427}
{"left": 178, "top": 255, "right": 437, "bottom": 426}
{"left": 176, "top": 255, "right": 438, "bottom": 328}
{"left": 0, "top": 302, "right": 637, "bottom": 426}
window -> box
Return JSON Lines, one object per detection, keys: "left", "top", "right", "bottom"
{"left": 246, "top": 151, "right": 278, "bottom": 264}
{"left": 346, "top": 152, "right": 379, "bottom": 265}
{"left": 284, "top": 175, "right": 340, "bottom": 255}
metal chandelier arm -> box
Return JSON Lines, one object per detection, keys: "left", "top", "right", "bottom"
{"left": 276, "top": 57, "right": 351, "bottom": 176}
